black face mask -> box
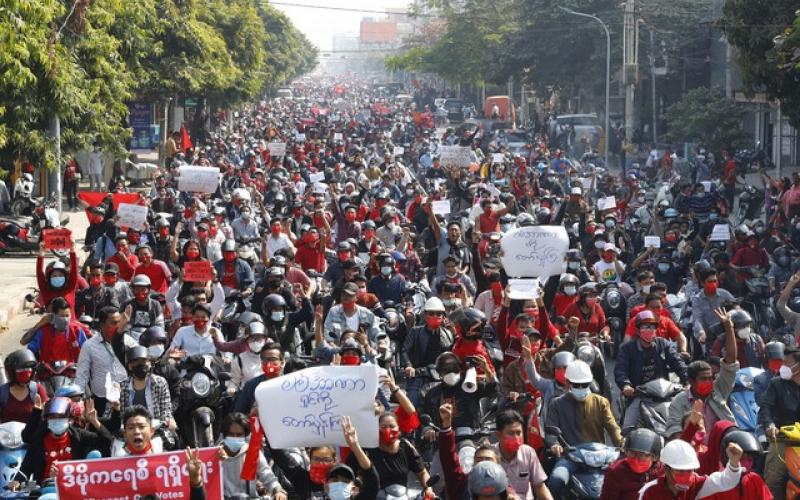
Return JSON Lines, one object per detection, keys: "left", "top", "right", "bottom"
{"left": 131, "top": 364, "right": 150, "bottom": 379}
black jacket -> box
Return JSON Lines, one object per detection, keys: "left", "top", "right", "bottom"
{"left": 758, "top": 376, "right": 800, "bottom": 429}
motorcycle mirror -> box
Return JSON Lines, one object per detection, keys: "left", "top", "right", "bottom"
{"left": 218, "top": 372, "right": 231, "bottom": 382}
{"left": 420, "top": 414, "right": 432, "bottom": 427}
{"left": 545, "top": 425, "right": 563, "bottom": 437}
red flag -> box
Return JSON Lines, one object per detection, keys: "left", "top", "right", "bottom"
{"left": 78, "top": 192, "right": 141, "bottom": 210}
{"left": 240, "top": 415, "right": 263, "bottom": 481}
{"left": 180, "top": 124, "right": 193, "bottom": 154}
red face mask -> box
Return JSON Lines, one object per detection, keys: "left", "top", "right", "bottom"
{"left": 768, "top": 359, "right": 783, "bottom": 374}
{"left": 271, "top": 226, "right": 281, "bottom": 235}
{"left": 665, "top": 234, "right": 678, "bottom": 243}
{"left": 426, "top": 315, "right": 443, "bottom": 330}
{"left": 263, "top": 362, "right": 281, "bottom": 378}
{"left": 341, "top": 354, "right": 361, "bottom": 366}
{"left": 193, "top": 319, "right": 208, "bottom": 331}
{"left": 309, "top": 462, "right": 333, "bottom": 485}
{"left": 104, "top": 275, "right": 117, "bottom": 286}
{"left": 209, "top": 227, "right": 218, "bottom": 237}
{"left": 602, "top": 252, "right": 614, "bottom": 263}
{"left": 490, "top": 282, "right": 503, "bottom": 297}
{"left": 672, "top": 471, "right": 694, "bottom": 491}
{"left": 181, "top": 315, "right": 192, "bottom": 325}
{"left": 694, "top": 379, "right": 713, "bottom": 397}
{"left": 15, "top": 369, "right": 32, "bottom": 384}
{"left": 293, "top": 208, "right": 303, "bottom": 217}
{"left": 158, "top": 228, "right": 169, "bottom": 238}
{"left": 364, "top": 229, "right": 375, "bottom": 239}
{"left": 134, "top": 291, "right": 149, "bottom": 302}
{"left": 90, "top": 276, "right": 102, "bottom": 287}
{"left": 703, "top": 282, "right": 718, "bottom": 295}
{"left": 639, "top": 329, "right": 656, "bottom": 343}
{"left": 379, "top": 428, "right": 400, "bottom": 446}
{"left": 501, "top": 435, "right": 523, "bottom": 455}
{"left": 197, "top": 230, "right": 208, "bottom": 240}
{"left": 223, "top": 252, "right": 237, "bottom": 262}
{"left": 626, "top": 456, "right": 652, "bottom": 474}
{"left": 523, "top": 307, "right": 538, "bottom": 319}
{"left": 303, "top": 233, "right": 319, "bottom": 244}
{"left": 337, "top": 252, "right": 349, "bottom": 262}
{"left": 554, "top": 367, "right": 567, "bottom": 385}
{"left": 186, "top": 249, "right": 200, "bottom": 260}
{"left": 342, "top": 301, "right": 356, "bottom": 313}
{"left": 345, "top": 212, "right": 356, "bottom": 222}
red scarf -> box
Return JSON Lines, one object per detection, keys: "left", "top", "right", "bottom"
{"left": 125, "top": 441, "right": 153, "bottom": 455}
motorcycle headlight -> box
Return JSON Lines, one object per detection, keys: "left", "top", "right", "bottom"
{"left": 581, "top": 449, "right": 607, "bottom": 468}
{"left": 191, "top": 373, "right": 211, "bottom": 397}
{"left": 0, "top": 423, "right": 24, "bottom": 449}
{"left": 607, "top": 291, "right": 621, "bottom": 309}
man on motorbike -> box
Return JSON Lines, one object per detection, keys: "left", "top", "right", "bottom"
{"left": 777, "top": 271, "right": 800, "bottom": 339}
{"left": 600, "top": 428, "right": 663, "bottom": 500}
{"left": 521, "top": 335, "right": 573, "bottom": 425}
{"left": 36, "top": 246, "right": 79, "bottom": 314}
{"left": 545, "top": 360, "right": 622, "bottom": 497}
{"left": 401, "top": 297, "right": 453, "bottom": 406}
{"left": 107, "top": 234, "right": 139, "bottom": 282}
{"left": 666, "top": 307, "right": 739, "bottom": 440}
{"left": 368, "top": 254, "right": 408, "bottom": 304}
{"left": 121, "top": 275, "right": 165, "bottom": 335}
{"left": 324, "top": 283, "right": 381, "bottom": 345}
{"left": 754, "top": 341, "right": 785, "bottom": 406}
{"left": 76, "top": 259, "right": 121, "bottom": 318}
{"left": 709, "top": 308, "right": 764, "bottom": 368}
{"left": 138, "top": 326, "right": 181, "bottom": 404}
{"left": 134, "top": 245, "right": 172, "bottom": 294}
{"left": 214, "top": 239, "right": 255, "bottom": 298}
{"left": 234, "top": 341, "right": 284, "bottom": 414}
{"left": 616, "top": 310, "right": 688, "bottom": 428}
{"left": 24, "top": 296, "right": 87, "bottom": 366}
{"left": 168, "top": 302, "right": 217, "bottom": 357}
{"left": 120, "top": 346, "right": 174, "bottom": 431}
{"left": 626, "top": 271, "right": 656, "bottom": 319}
{"left": 494, "top": 409, "right": 553, "bottom": 499}
{"left": 691, "top": 270, "right": 735, "bottom": 347}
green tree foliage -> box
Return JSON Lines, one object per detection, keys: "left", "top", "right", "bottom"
{"left": 721, "top": 0, "right": 800, "bottom": 127}
{"left": 664, "top": 87, "right": 747, "bottom": 153}
{"left": 257, "top": 2, "right": 318, "bottom": 91}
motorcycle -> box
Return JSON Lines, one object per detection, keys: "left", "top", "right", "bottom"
{"left": 0, "top": 421, "right": 26, "bottom": 492}
{"left": 599, "top": 282, "right": 626, "bottom": 358}
{"left": 621, "top": 378, "right": 683, "bottom": 437}
{"left": 176, "top": 355, "right": 231, "bottom": 448}
{"left": 780, "top": 422, "right": 800, "bottom": 500}
{"left": 547, "top": 425, "right": 619, "bottom": 499}
{"left": 219, "top": 290, "right": 251, "bottom": 341}
{"left": 36, "top": 360, "right": 76, "bottom": 397}
{"left": 377, "top": 476, "right": 440, "bottom": 500}
{"left": 735, "top": 184, "right": 764, "bottom": 224}
{"left": 727, "top": 367, "right": 763, "bottom": 434}
{"left": 10, "top": 176, "right": 34, "bottom": 217}
{"left": 0, "top": 195, "right": 67, "bottom": 257}
{"left": 734, "top": 144, "right": 774, "bottom": 175}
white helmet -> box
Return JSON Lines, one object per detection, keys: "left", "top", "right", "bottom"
{"left": 660, "top": 439, "right": 700, "bottom": 470}
{"left": 565, "top": 360, "right": 593, "bottom": 384}
{"left": 424, "top": 297, "right": 445, "bottom": 313}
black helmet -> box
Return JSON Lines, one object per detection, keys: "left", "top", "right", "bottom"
{"left": 264, "top": 294, "right": 286, "bottom": 310}
{"left": 238, "top": 311, "right": 264, "bottom": 326}
{"left": 379, "top": 255, "right": 396, "bottom": 267}
{"left": 517, "top": 213, "right": 535, "bottom": 227}
{"left": 765, "top": 341, "right": 786, "bottom": 360}
{"left": 126, "top": 346, "right": 149, "bottom": 364}
{"left": 536, "top": 207, "right": 551, "bottom": 224}
{"left": 222, "top": 239, "right": 237, "bottom": 252}
{"left": 720, "top": 429, "right": 761, "bottom": 464}
{"left": 552, "top": 351, "right": 576, "bottom": 369}
{"left": 452, "top": 307, "right": 486, "bottom": 334}
{"left": 4, "top": 349, "right": 37, "bottom": 381}
{"left": 625, "top": 428, "right": 663, "bottom": 457}
{"left": 728, "top": 309, "right": 752, "bottom": 329}
{"left": 340, "top": 338, "right": 363, "bottom": 355}
{"left": 139, "top": 326, "right": 167, "bottom": 346}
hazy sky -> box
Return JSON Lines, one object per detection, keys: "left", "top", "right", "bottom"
{"left": 272, "top": 0, "right": 412, "bottom": 51}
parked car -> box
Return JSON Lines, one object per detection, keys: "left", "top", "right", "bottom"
{"left": 275, "top": 88, "right": 293, "bottom": 99}
{"left": 551, "top": 113, "right": 603, "bottom": 151}
{"left": 444, "top": 98, "right": 465, "bottom": 123}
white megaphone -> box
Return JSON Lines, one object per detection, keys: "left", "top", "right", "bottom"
{"left": 462, "top": 367, "right": 477, "bottom": 393}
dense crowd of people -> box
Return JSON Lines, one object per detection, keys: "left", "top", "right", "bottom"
{"left": 2, "top": 77, "right": 799, "bottom": 499}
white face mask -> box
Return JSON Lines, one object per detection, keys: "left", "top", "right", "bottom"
{"left": 442, "top": 372, "right": 461, "bottom": 386}
{"left": 248, "top": 339, "right": 266, "bottom": 353}
{"left": 780, "top": 363, "right": 798, "bottom": 380}
{"left": 736, "top": 327, "right": 751, "bottom": 339}
{"left": 641, "top": 284, "right": 651, "bottom": 294}
{"left": 563, "top": 286, "right": 576, "bottom": 296}
{"left": 328, "top": 481, "right": 352, "bottom": 500}
{"left": 147, "top": 344, "right": 165, "bottom": 359}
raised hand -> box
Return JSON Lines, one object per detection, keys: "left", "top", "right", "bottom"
{"left": 439, "top": 402, "right": 453, "bottom": 429}
{"left": 185, "top": 447, "right": 203, "bottom": 487}
{"left": 33, "top": 393, "right": 43, "bottom": 410}
{"left": 341, "top": 416, "right": 358, "bottom": 448}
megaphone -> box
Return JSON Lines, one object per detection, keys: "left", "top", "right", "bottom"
{"left": 462, "top": 367, "right": 477, "bottom": 393}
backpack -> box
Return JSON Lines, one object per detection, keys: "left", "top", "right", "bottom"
{"left": 0, "top": 382, "right": 39, "bottom": 408}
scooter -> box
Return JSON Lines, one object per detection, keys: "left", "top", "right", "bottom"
{"left": 0, "top": 196, "right": 67, "bottom": 257}
{"left": 0, "top": 421, "right": 26, "bottom": 492}
{"left": 176, "top": 355, "right": 231, "bottom": 448}
{"left": 599, "top": 282, "right": 626, "bottom": 358}
{"left": 621, "top": 378, "right": 683, "bottom": 437}
{"left": 377, "top": 476, "right": 440, "bottom": 500}
{"left": 779, "top": 422, "right": 800, "bottom": 500}
{"left": 10, "top": 175, "right": 34, "bottom": 217}
{"left": 36, "top": 360, "right": 76, "bottom": 397}
{"left": 547, "top": 425, "right": 619, "bottom": 499}
{"left": 727, "top": 367, "right": 763, "bottom": 434}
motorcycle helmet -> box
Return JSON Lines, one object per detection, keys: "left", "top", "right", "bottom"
{"left": 660, "top": 439, "right": 700, "bottom": 470}
{"left": 565, "top": 360, "right": 593, "bottom": 384}
{"left": 516, "top": 212, "right": 535, "bottom": 227}
{"left": 765, "top": 341, "right": 785, "bottom": 360}
{"left": 451, "top": 307, "right": 486, "bottom": 337}
{"left": 139, "top": 326, "right": 167, "bottom": 346}
{"left": 238, "top": 311, "right": 264, "bottom": 327}
{"left": 559, "top": 273, "right": 579, "bottom": 288}
{"left": 222, "top": 239, "right": 237, "bottom": 252}
{"left": 155, "top": 217, "right": 170, "bottom": 229}
{"left": 264, "top": 294, "right": 286, "bottom": 310}
{"left": 339, "top": 338, "right": 363, "bottom": 356}
{"left": 4, "top": 348, "right": 37, "bottom": 382}
{"left": 552, "top": 351, "right": 576, "bottom": 370}
{"left": 44, "top": 397, "right": 72, "bottom": 419}
{"left": 362, "top": 220, "right": 376, "bottom": 231}
{"left": 22, "top": 173, "right": 33, "bottom": 183}
{"left": 720, "top": 429, "right": 761, "bottom": 465}
{"left": 663, "top": 208, "right": 679, "bottom": 219}
{"left": 131, "top": 275, "right": 151, "bottom": 288}
{"left": 423, "top": 297, "right": 446, "bottom": 313}
{"left": 468, "top": 462, "right": 508, "bottom": 496}
{"left": 55, "top": 384, "right": 84, "bottom": 400}
{"left": 126, "top": 346, "right": 149, "bottom": 364}
{"left": 636, "top": 310, "right": 659, "bottom": 327}
{"left": 728, "top": 309, "right": 752, "bottom": 329}
{"left": 575, "top": 340, "right": 597, "bottom": 366}
{"left": 625, "top": 428, "right": 663, "bottom": 457}
{"left": 536, "top": 207, "right": 551, "bottom": 224}
{"left": 435, "top": 352, "right": 461, "bottom": 374}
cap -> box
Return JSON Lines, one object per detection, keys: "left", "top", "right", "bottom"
{"left": 327, "top": 464, "right": 355, "bottom": 482}
{"left": 467, "top": 462, "right": 508, "bottom": 496}
{"left": 104, "top": 263, "right": 120, "bottom": 274}
{"left": 571, "top": 187, "right": 582, "bottom": 195}
{"left": 342, "top": 283, "right": 359, "bottom": 297}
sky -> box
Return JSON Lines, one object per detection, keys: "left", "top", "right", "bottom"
{"left": 272, "top": 0, "right": 412, "bottom": 51}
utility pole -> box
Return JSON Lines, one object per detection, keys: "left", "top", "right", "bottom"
{"left": 48, "top": 116, "right": 62, "bottom": 215}
{"left": 623, "top": 0, "right": 637, "bottom": 139}
{"left": 650, "top": 28, "right": 657, "bottom": 144}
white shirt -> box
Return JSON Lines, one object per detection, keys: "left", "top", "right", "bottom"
{"left": 231, "top": 350, "right": 263, "bottom": 389}
{"left": 88, "top": 151, "right": 104, "bottom": 175}
{"left": 266, "top": 233, "right": 295, "bottom": 259}
{"left": 75, "top": 333, "right": 136, "bottom": 398}
{"left": 170, "top": 325, "right": 217, "bottom": 356}
{"left": 593, "top": 260, "right": 624, "bottom": 283}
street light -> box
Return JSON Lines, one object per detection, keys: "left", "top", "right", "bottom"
{"left": 559, "top": 6, "right": 611, "bottom": 168}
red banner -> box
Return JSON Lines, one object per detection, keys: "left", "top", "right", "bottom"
{"left": 78, "top": 192, "right": 142, "bottom": 210}
{"left": 43, "top": 228, "right": 72, "bottom": 250}
{"left": 183, "top": 260, "right": 214, "bottom": 282}
{"left": 57, "top": 448, "right": 222, "bottom": 500}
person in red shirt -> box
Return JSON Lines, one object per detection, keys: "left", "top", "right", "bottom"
{"left": 600, "top": 428, "right": 664, "bottom": 500}
{"left": 23, "top": 297, "right": 87, "bottom": 366}
{"left": 450, "top": 307, "right": 495, "bottom": 377}
{"left": 552, "top": 274, "right": 579, "bottom": 318}
{"left": 624, "top": 294, "right": 687, "bottom": 354}
{"left": 730, "top": 233, "right": 769, "bottom": 282}
{"left": 294, "top": 226, "right": 327, "bottom": 273}
{"left": 0, "top": 349, "right": 48, "bottom": 424}
{"left": 106, "top": 234, "right": 139, "bottom": 282}
{"left": 134, "top": 245, "right": 172, "bottom": 294}
{"left": 36, "top": 246, "right": 79, "bottom": 315}
{"left": 562, "top": 286, "right": 610, "bottom": 339}
{"left": 477, "top": 197, "right": 509, "bottom": 235}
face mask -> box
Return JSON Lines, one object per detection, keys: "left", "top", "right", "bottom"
{"left": 263, "top": 362, "right": 281, "bottom": 378}
{"left": 271, "top": 226, "right": 281, "bottom": 236}
{"left": 131, "top": 364, "right": 150, "bottom": 379}
{"left": 704, "top": 282, "right": 718, "bottom": 294}
{"left": 594, "top": 240, "right": 605, "bottom": 249}
{"left": 341, "top": 354, "right": 361, "bottom": 366}
{"left": 104, "top": 275, "right": 118, "bottom": 286}
{"left": 736, "top": 326, "right": 751, "bottom": 339}
{"left": 224, "top": 436, "right": 246, "bottom": 453}
{"left": 90, "top": 276, "right": 103, "bottom": 287}
{"left": 626, "top": 456, "right": 652, "bottom": 474}
{"left": 345, "top": 212, "right": 356, "bottom": 222}
{"left": 585, "top": 297, "right": 598, "bottom": 307}
{"left": 380, "top": 266, "right": 393, "bottom": 277}
{"left": 193, "top": 319, "right": 208, "bottom": 332}
{"left": 15, "top": 369, "right": 32, "bottom": 384}
{"left": 605, "top": 220, "right": 616, "bottom": 229}
{"left": 241, "top": 213, "right": 251, "bottom": 222}
{"left": 524, "top": 307, "right": 538, "bottom": 318}
{"left": 158, "top": 228, "right": 169, "bottom": 238}
{"left": 342, "top": 301, "right": 356, "bottom": 313}
{"left": 571, "top": 387, "right": 590, "bottom": 401}
{"left": 442, "top": 372, "right": 460, "bottom": 386}
{"left": 768, "top": 359, "right": 783, "bottom": 374}
{"left": 52, "top": 315, "right": 69, "bottom": 332}
{"left": 672, "top": 470, "right": 694, "bottom": 491}
{"left": 658, "top": 263, "right": 670, "bottom": 273}
{"left": 328, "top": 481, "right": 352, "bottom": 500}
{"left": 709, "top": 213, "right": 718, "bottom": 221}
{"left": 379, "top": 428, "right": 400, "bottom": 445}
{"left": 602, "top": 252, "right": 614, "bottom": 263}
{"left": 223, "top": 252, "right": 236, "bottom": 263}
{"left": 780, "top": 363, "right": 798, "bottom": 380}
{"left": 48, "top": 418, "right": 69, "bottom": 435}
{"left": 426, "top": 316, "right": 443, "bottom": 330}
{"left": 739, "top": 455, "right": 754, "bottom": 470}
{"left": 364, "top": 229, "right": 375, "bottom": 239}
{"left": 554, "top": 367, "right": 567, "bottom": 385}
{"left": 641, "top": 284, "right": 651, "bottom": 294}
{"left": 567, "top": 261, "right": 579, "bottom": 271}
{"left": 271, "top": 311, "right": 285, "bottom": 322}
{"left": 501, "top": 435, "right": 523, "bottom": 455}
{"left": 148, "top": 344, "right": 165, "bottom": 359}
{"left": 443, "top": 298, "right": 461, "bottom": 309}
{"left": 309, "top": 462, "right": 333, "bottom": 485}
{"left": 248, "top": 339, "right": 265, "bottom": 353}
{"left": 694, "top": 379, "right": 713, "bottom": 397}
{"left": 186, "top": 249, "right": 200, "bottom": 260}
{"left": 135, "top": 291, "right": 149, "bottom": 302}
{"left": 50, "top": 276, "right": 66, "bottom": 288}
{"left": 639, "top": 329, "right": 656, "bottom": 343}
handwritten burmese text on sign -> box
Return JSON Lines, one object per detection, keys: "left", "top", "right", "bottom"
{"left": 499, "top": 225, "right": 569, "bottom": 278}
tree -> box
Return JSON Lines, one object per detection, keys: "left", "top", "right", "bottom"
{"left": 257, "top": 2, "right": 318, "bottom": 91}
{"left": 719, "top": 0, "right": 800, "bottom": 126}
{"left": 664, "top": 87, "right": 747, "bottom": 153}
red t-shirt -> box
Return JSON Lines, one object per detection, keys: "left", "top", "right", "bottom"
{"left": 43, "top": 431, "right": 73, "bottom": 479}
{"left": 134, "top": 261, "right": 172, "bottom": 294}
{"left": 295, "top": 242, "right": 326, "bottom": 273}
{"left": 562, "top": 302, "right": 607, "bottom": 336}
{"left": 2, "top": 384, "right": 48, "bottom": 423}
{"left": 552, "top": 293, "right": 578, "bottom": 318}
{"left": 478, "top": 210, "right": 501, "bottom": 234}
{"left": 220, "top": 262, "right": 238, "bottom": 289}
{"left": 107, "top": 252, "right": 139, "bottom": 281}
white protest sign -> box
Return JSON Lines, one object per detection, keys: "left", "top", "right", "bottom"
{"left": 492, "top": 153, "right": 504, "bottom": 164}
{"left": 314, "top": 182, "right": 328, "bottom": 194}
{"left": 309, "top": 172, "right": 326, "bottom": 183}
{"left": 597, "top": 196, "right": 616, "bottom": 211}
{"left": 295, "top": 133, "right": 306, "bottom": 143}
{"left": 581, "top": 178, "right": 593, "bottom": 190}
{"left": 116, "top": 203, "right": 148, "bottom": 231}
{"left": 710, "top": 224, "right": 731, "bottom": 241}
{"left": 431, "top": 199, "right": 451, "bottom": 215}
{"left": 439, "top": 146, "right": 472, "bottom": 168}
{"left": 178, "top": 166, "right": 220, "bottom": 194}
{"left": 499, "top": 225, "right": 570, "bottom": 278}
{"left": 393, "top": 146, "right": 404, "bottom": 157}
{"left": 644, "top": 236, "right": 661, "bottom": 248}
{"left": 267, "top": 142, "right": 287, "bottom": 156}
{"left": 508, "top": 278, "right": 540, "bottom": 300}
{"left": 701, "top": 181, "right": 712, "bottom": 193}
{"left": 333, "top": 133, "right": 343, "bottom": 141}
{"left": 255, "top": 365, "right": 380, "bottom": 448}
